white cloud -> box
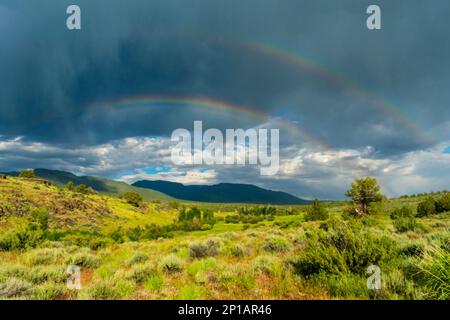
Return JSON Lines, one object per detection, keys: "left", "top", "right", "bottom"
{"left": 270, "top": 142, "right": 450, "bottom": 198}
{"left": 0, "top": 135, "right": 449, "bottom": 199}
{"left": 120, "top": 168, "right": 218, "bottom": 185}
{"left": 0, "top": 136, "right": 172, "bottom": 176}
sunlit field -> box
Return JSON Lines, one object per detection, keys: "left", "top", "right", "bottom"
{"left": 0, "top": 176, "right": 448, "bottom": 300}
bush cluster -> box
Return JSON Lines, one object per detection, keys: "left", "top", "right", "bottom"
{"left": 417, "top": 193, "right": 450, "bottom": 217}
{"left": 417, "top": 247, "right": 450, "bottom": 300}
{"left": 224, "top": 206, "right": 277, "bottom": 225}
{"left": 262, "top": 236, "right": 291, "bottom": 253}
{"left": 159, "top": 255, "right": 184, "bottom": 274}
{"left": 122, "top": 191, "right": 143, "bottom": 207}
{"left": 0, "top": 228, "right": 44, "bottom": 251}
{"left": 189, "top": 239, "right": 220, "bottom": 259}
{"left": 390, "top": 206, "right": 422, "bottom": 233}
{"left": 304, "top": 200, "right": 329, "bottom": 221}
{"left": 290, "top": 219, "right": 396, "bottom": 276}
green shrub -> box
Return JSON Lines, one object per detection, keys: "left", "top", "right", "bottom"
{"left": 361, "top": 215, "right": 379, "bottom": 227}
{"left": 24, "top": 248, "right": 64, "bottom": 266}
{"left": 189, "top": 239, "right": 220, "bottom": 259}
{"left": 291, "top": 241, "right": 347, "bottom": 276}
{"left": 262, "top": 236, "right": 291, "bottom": 253}
{"left": 368, "top": 201, "right": 386, "bottom": 216}
{"left": 85, "top": 278, "right": 136, "bottom": 300}
{"left": 436, "top": 193, "right": 450, "bottom": 213}
{"left": 19, "top": 170, "right": 35, "bottom": 179}
{"left": 238, "top": 206, "right": 276, "bottom": 216}
{"left": 398, "top": 242, "right": 425, "bottom": 257}
{"left": 171, "top": 245, "right": 189, "bottom": 259}
{"left": 251, "top": 255, "right": 282, "bottom": 276}
{"left": 74, "top": 184, "right": 90, "bottom": 195}
{"left": 290, "top": 220, "right": 396, "bottom": 276}
{"left": 0, "top": 228, "right": 44, "bottom": 251}
{"left": 187, "top": 258, "right": 218, "bottom": 285}
{"left": 220, "top": 232, "right": 239, "bottom": 240}
{"left": 304, "top": 200, "right": 329, "bottom": 221}
{"left": 319, "top": 216, "right": 344, "bottom": 231}
{"left": 178, "top": 207, "right": 217, "bottom": 227}
{"left": 0, "top": 232, "right": 20, "bottom": 251}
{"left": 86, "top": 237, "right": 113, "bottom": 250}
{"left": 417, "top": 197, "right": 437, "bottom": 217}
{"left": 393, "top": 217, "right": 421, "bottom": 233}
{"left": 390, "top": 206, "right": 414, "bottom": 220}
{"left": 176, "top": 285, "right": 206, "bottom": 299}
{"left": 122, "top": 191, "right": 143, "bottom": 207}
{"left": 159, "top": 254, "right": 184, "bottom": 274}
{"left": 187, "top": 258, "right": 217, "bottom": 276}
{"left": 178, "top": 207, "right": 201, "bottom": 222}
{"left": 32, "top": 282, "right": 64, "bottom": 300}
{"left": 65, "top": 251, "right": 100, "bottom": 268}
{"left": 109, "top": 227, "right": 125, "bottom": 243}
{"left": 417, "top": 247, "right": 450, "bottom": 300}
{"left": 126, "top": 264, "right": 156, "bottom": 284}
{"left": 145, "top": 275, "right": 164, "bottom": 292}
{"left": 29, "top": 207, "right": 50, "bottom": 231}
{"left": 223, "top": 244, "right": 249, "bottom": 258}
{"left": 220, "top": 267, "right": 256, "bottom": 290}
{"left": 0, "top": 265, "right": 28, "bottom": 283}
{"left": 225, "top": 207, "right": 275, "bottom": 224}
{"left": 26, "top": 266, "right": 67, "bottom": 284}
{"left": 311, "top": 273, "right": 368, "bottom": 298}
{"left": 86, "top": 281, "right": 118, "bottom": 300}
{"left": 66, "top": 181, "right": 74, "bottom": 191}
{"left": 126, "top": 252, "right": 149, "bottom": 266}
{"left": 225, "top": 215, "right": 240, "bottom": 224}
{"left": 381, "top": 269, "right": 418, "bottom": 299}
{"left": 0, "top": 278, "right": 32, "bottom": 298}
{"left": 342, "top": 205, "right": 359, "bottom": 219}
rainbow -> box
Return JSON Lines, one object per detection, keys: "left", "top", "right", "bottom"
{"left": 229, "top": 39, "right": 436, "bottom": 146}
{"left": 90, "top": 96, "right": 331, "bottom": 149}
{"left": 89, "top": 96, "right": 373, "bottom": 172}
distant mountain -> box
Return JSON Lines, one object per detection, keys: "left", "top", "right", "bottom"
{"left": 1, "top": 169, "right": 309, "bottom": 204}
{"left": 2, "top": 169, "right": 174, "bottom": 202}
{"left": 132, "top": 180, "right": 310, "bottom": 205}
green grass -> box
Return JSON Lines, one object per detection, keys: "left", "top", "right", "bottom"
{"left": 0, "top": 176, "right": 449, "bottom": 300}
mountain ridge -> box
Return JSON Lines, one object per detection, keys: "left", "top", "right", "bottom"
{"left": 1, "top": 168, "right": 309, "bottom": 204}
{"left": 132, "top": 180, "right": 310, "bottom": 205}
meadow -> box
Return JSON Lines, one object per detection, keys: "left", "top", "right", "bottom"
{"left": 0, "top": 175, "right": 448, "bottom": 300}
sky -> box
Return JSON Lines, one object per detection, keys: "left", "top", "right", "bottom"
{"left": 0, "top": 0, "right": 449, "bottom": 199}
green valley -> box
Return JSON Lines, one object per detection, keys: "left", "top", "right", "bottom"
{"left": 0, "top": 173, "right": 448, "bottom": 300}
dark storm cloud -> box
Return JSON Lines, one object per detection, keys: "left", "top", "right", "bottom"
{"left": 0, "top": 0, "right": 308, "bottom": 145}
{"left": 1, "top": 0, "right": 449, "bottom": 148}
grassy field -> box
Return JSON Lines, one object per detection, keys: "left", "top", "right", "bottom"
{"left": 0, "top": 176, "right": 448, "bottom": 300}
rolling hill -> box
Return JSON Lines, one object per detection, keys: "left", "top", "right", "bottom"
{"left": 2, "top": 169, "right": 174, "bottom": 202}
{"left": 132, "top": 180, "right": 310, "bottom": 205}
{"left": 2, "top": 169, "right": 310, "bottom": 204}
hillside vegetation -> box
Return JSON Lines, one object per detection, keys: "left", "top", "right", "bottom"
{"left": 15, "top": 169, "right": 175, "bottom": 202}
{"left": 0, "top": 175, "right": 448, "bottom": 300}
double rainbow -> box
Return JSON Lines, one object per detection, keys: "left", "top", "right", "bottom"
{"left": 91, "top": 96, "right": 330, "bottom": 149}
